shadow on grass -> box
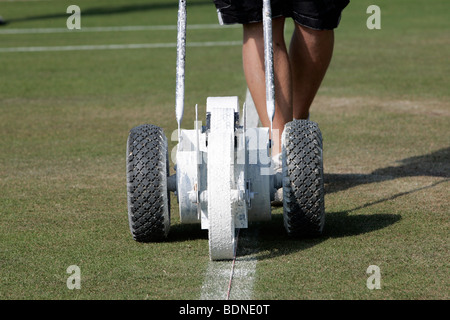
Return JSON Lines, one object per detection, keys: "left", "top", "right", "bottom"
{"left": 154, "top": 148, "right": 448, "bottom": 258}
{"left": 166, "top": 209, "right": 402, "bottom": 260}
{"left": 168, "top": 223, "right": 208, "bottom": 243}
{"left": 242, "top": 148, "right": 449, "bottom": 260}
{"left": 1, "top": 1, "right": 212, "bottom": 25}
{"left": 239, "top": 211, "right": 401, "bottom": 261}
{"left": 325, "top": 147, "right": 449, "bottom": 194}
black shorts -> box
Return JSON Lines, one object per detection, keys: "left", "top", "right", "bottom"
{"left": 213, "top": 0, "right": 350, "bottom": 30}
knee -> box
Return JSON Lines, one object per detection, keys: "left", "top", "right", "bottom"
{"left": 243, "top": 22, "right": 263, "bottom": 41}
{"left": 272, "top": 17, "right": 286, "bottom": 47}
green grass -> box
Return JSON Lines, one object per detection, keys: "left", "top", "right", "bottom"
{"left": 0, "top": 0, "right": 449, "bottom": 300}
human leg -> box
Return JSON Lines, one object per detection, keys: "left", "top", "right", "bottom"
{"left": 242, "top": 16, "right": 292, "bottom": 155}
{"left": 289, "top": 24, "right": 334, "bottom": 120}
{"left": 212, "top": 0, "right": 349, "bottom": 150}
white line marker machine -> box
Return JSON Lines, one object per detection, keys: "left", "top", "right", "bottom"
{"left": 126, "top": 0, "right": 325, "bottom": 260}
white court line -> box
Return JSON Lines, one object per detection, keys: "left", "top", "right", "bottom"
{"left": 0, "top": 24, "right": 239, "bottom": 34}
{"left": 200, "top": 256, "right": 257, "bottom": 300}
{"left": 0, "top": 40, "right": 242, "bottom": 53}
{"left": 200, "top": 230, "right": 258, "bottom": 300}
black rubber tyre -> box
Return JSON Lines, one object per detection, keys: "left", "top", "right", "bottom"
{"left": 282, "top": 119, "right": 325, "bottom": 237}
{"left": 126, "top": 124, "right": 170, "bottom": 242}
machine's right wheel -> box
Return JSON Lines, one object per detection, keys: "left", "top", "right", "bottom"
{"left": 282, "top": 119, "right": 325, "bottom": 237}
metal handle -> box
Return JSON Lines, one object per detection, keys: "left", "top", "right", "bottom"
{"left": 262, "top": 0, "right": 275, "bottom": 147}
{"left": 176, "top": 0, "right": 187, "bottom": 139}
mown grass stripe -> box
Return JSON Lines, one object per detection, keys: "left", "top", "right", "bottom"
{"left": 0, "top": 40, "right": 242, "bottom": 53}
{"left": 0, "top": 24, "right": 239, "bottom": 34}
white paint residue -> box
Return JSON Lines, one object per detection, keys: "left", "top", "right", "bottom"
{"left": 200, "top": 230, "right": 258, "bottom": 300}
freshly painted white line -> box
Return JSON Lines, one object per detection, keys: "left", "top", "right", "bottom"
{"left": 200, "top": 230, "right": 258, "bottom": 300}
{"left": 201, "top": 258, "right": 258, "bottom": 300}
{"left": 201, "top": 260, "right": 234, "bottom": 300}
{"left": 0, "top": 24, "right": 239, "bottom": 35}
{"left": 227, "top": 256, "right": 257, "bottom": 300}
{"left": 0, "top": 40, "right": 242, "bottom": 53}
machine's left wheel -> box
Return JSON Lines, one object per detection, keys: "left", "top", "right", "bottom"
{"left": 126, "top": 124, "right": 170, "bottom": 242}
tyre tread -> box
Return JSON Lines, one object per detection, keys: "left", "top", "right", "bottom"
{"left": 282, "top": 120, "right": 325, "bottom": 237}
{"left": 126, "top": 124, "right": 170, "bottom": 242}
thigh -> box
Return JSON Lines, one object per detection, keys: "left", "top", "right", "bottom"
{"left": 213, "top": 0, "right": 290, "bottom": 24}
{"left": 290, "top": 0, "right": 350, "bottom": 30}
